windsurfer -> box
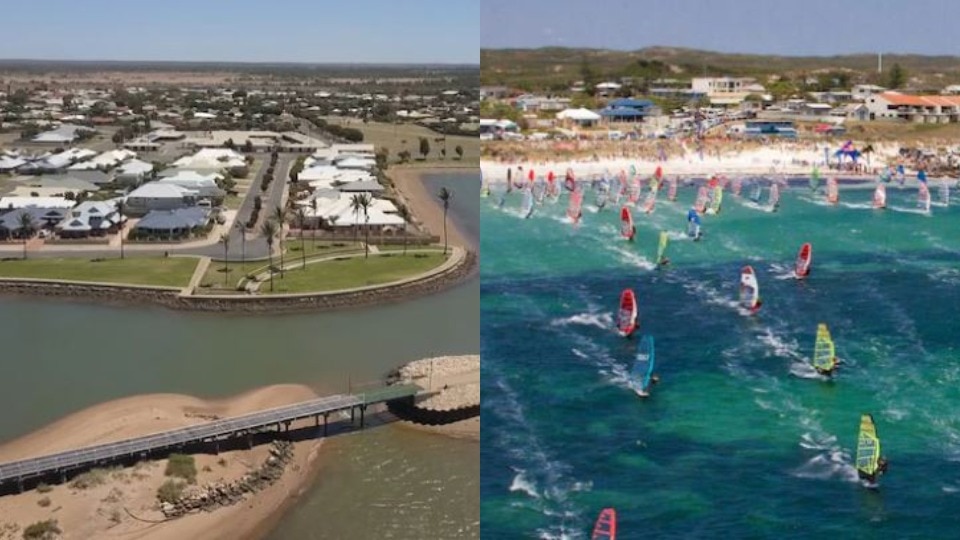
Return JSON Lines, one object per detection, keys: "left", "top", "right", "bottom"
{"left": 658, "top": 257, "right": 670, "bottom": 267}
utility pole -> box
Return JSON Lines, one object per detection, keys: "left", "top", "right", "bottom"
{"left": 878, "top": 52, "right": 883, "bottom": 74}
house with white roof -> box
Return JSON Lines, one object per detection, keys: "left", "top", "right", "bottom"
{"left": 56, "top": 201, "right": 124, "bottom": 238}
{"left": 294, "top": 192, "right": 404, "bottom": 230}
{"left": 124, "top": 183, "right": 197, "bottom": 216}
{"left": 156, "top": 171, "right": 225, "bottom": 201}
{"left": 115, "top": 159, "right": 155, "bottom": 185}
{"left": 173, "top": 148, "right": 247, "bottom": 170}
{"left": 556, "top": 108, "right": 602, "bottom": 128}
{"left": 0, "top": 196, "right": 75, "bottom": 210}
{"left": 68, "top": 149, "right": 136, "bottom": 170}
{"left": 32, "top": 124, "right": 95, "bottom": 144}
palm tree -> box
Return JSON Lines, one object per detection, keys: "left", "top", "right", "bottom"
{"left": 219, "top": 233, "right": 230, "bottom": 286}
{"left": 272, "top": 205, "right": 288, "bottom": 278}
{"left": 358, "top": 193, "right": 372, "bottom": 258}
{"left": 437, "top": 187, "right": 452, "bottom": 255}
{"left": 310, "top": 197, "right": 319, "bottom": 248}
{"left": 259, "top": 219, "right": 278, "bottom": 292}
{"left": 17, "top": 212, "right": 35, "bottom": 260}
{"left": 115, "top": 199, "right": 125, "bottom": 259}
{"left": 349, "top": 194, "right": 364, "bottom": 246}
{"left": 295, "top": 206, "right": 308, "bottom": 270}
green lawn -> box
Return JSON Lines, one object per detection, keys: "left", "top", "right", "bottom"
{"left": 263, "top": 251, "right": 447, "bottom": 294}
{"left": 0, "top": 256, "right": 199, "bottom": 287}
{"left": 197, "top": 259, "right": 254, "bottom": 292}
{"left": 283, "top": 239, "right": 364, "bottom": 260}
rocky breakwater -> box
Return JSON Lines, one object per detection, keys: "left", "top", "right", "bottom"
{"left": 160, "top": 440, "right": 294, "bottom": 518}
{"left": 387, "top": 355, "right": 480, "bottom": 425}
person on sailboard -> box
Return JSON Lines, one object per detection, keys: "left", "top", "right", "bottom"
{"left": 814, "top": 356, "right": 842, "bottom": 377}
{"left": 862, "top": 456, "right": 889, "bottom": 484}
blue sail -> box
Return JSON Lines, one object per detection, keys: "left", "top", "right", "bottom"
{"left": 632, "top": 335, "right": 656, "bottom": 394}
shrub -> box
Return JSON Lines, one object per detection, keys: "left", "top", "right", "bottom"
{"left": 164, "top": 454, "right": 196, "bottom": 483}
{"left": 22, "top": 519, "right": 60, "bottom": 540}
{"left": 36, "top": 483, "right": 52, "bottom": 493}
{"left": 69, "top": 468, "right": 112, "bottom": 490}
{"left": 37, "top": 497, "right": 51, "bottom": 507}
{"left": 156, "top": 479, "right": 185, "bottom": 504}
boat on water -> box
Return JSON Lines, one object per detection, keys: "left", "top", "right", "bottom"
{"left": 631, "top": 335, "right": 656, "bottom": 398}
{"left": 591, "top": 508, "right": 617, "bottom": 540}
{"left": 616, "top": 289, "right": 639, "bottom": 338}
{"left": 739, "top": 266, "right": 761, "bottom": 312}
{"left": 812, "top": 323, "right": 839, "bottom": 376}
{"left": 795, "top": 242, "right": 812, "bottom": 279}
{"left": 856, "top": 414, "right": 888, "bottom": 487}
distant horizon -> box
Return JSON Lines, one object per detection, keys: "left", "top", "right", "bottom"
{"left": 0, "top": 57, "right": 479, "bottom": 68}
{"left": 482, "top": 0, "right": 960, "bottom": 56}
{"left": 481, "top": 45, "right": 960, "bottom": 59}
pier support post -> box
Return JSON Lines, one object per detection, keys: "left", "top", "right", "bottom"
{"left": 360, "top": 405, "right": 366, "bottom": 428}
{"left": 351, "top": 406, "right": 355, "bottom": 424}
{"left": 323, "top": 413, "right": 329, "bottom": 436}
{"left": 246, "top": 433, "right": 253, "bottom": 449}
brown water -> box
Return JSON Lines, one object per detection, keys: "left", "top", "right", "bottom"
{"left": 0, "top": 172, "right": 479, "bottom": 539}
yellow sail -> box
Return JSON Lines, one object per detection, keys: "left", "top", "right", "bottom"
{"left": 657, "top": 231, "right": 668, "bottom": 263}
{"left": 856, "top": 414, "right": 881, "bottom": 476}
{"left": 812, "top": 324, "right": 836, "bottom": 372}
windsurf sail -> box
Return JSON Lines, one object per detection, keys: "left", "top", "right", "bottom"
{"left": 768, "top": 183, "right": 781, "bottom": 211}
{"left": 564, "top": 169, "right": 576, "bottom": 192}
{"left": 812, "top": 323, "right": 837, "bottom": 374}
{"left": 533, "top": 180, "right": 546, "bottom": 204}
{"left": 687, "top": 208, "right": 702, "bottom": 239}
{"left": 567, "top": 189, "right": 584, "bottom": 223}
{"left": 628, "top": 176, "right": 642, "bottom": 203}
{"left": 795, "top": 242, "right": 812, "bottom": 278}
{"left": 732, "top": 177, "right": 742, "bottom": 197}
{"left": 694, "top": 186, "right": 709, "bottom": 213}
{"left": 591, "top": 508, "right": 617, "bottom": 540}
{"left": 856, "top": 414, "right": 881, "bottom": 481}
{"left": 826, "top": 178, "right": 838, "bottom": 204}
{"left": 708, "top": 185, "right": 723, "bottom": 214}
{"left": 873, "top": 183, "right": 886, "bottom": 209}
{"left": 668, "top": 177, "right": 678, "bottom": 201}
{"left": 739, "top": 266, "right": 760, "bottom": 311}
{"left": 620, "top": 206, "right": 635, "bottom": 240}
{"left": 507, "top": 168, "right": 514, "bottom": 193}
{"left": 656, "top": 231, "right": 669, "bottom": 265}
{"left": 595, "top": 184, "right": 609, "bottom": 210}
{"left": 617, "top": 289, "right": 639, "bottom": 337}
{"left": 632, "top": 335, "right": 656, "bottom": 396}
{"left": 750, "top": 182, "right": 762, "bottom": 202}
{"left": 521, "top": 188, "right": 534, "bottom": 219}
{"left": 810, "top": 166, "right": 821, "bottom": 192}
{"left": 480, "top": 172, "right": 489, "bottom": 198}
{"left": 918, "top": 182, "right": 931, "bottom": 212}
{"left": 642, "top": 189, "right": 657, "bottom": 214}
{"left": 940, "top": 181, "right": 950, "bottom": 206}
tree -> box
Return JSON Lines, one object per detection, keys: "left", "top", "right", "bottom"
{"left": 295, "top": 207, "right": 308, "bottom": 270}
{"left": 17, "top": 212, "right": 35, "bottom": 260}
{"left": 419, "top": 137, "right": 430, "bottom": 160}
{"left": 259, "top": 219, "right": 278, "bottom": 292}
{"left": 349, "top": 194, "right": 364, "bottom": 245}
{"left": 437, "top": 187, "right": 451, "bottom": 256}
{"left": 272, "top": 206, "right": 288, "bottom": 277}
{"left": 358, "top": 194, "right": 372, "bottom": 258}
{"left": 580, "top": 57, "right": 598, "bottom": 97}
{"left": 243, "top": 139, "right": 254, "bottom": 153}
{"left": 219, "top": 233, "right": 230, "bottom": 286}
{"left": 887, "top": 63, "right": 907, "bottom": 89}
{"left": 224, "top": 138, "right": 235, "bottom": 149}
{"left": 115, "top": 200, "right": 125, "bottom": 259}
{"left": 455, "top": 145, "right": 464, "bottom": 160}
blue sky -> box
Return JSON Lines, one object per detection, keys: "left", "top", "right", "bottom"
{"left": 483, "top": 0, "right": 960, "bottom": 56}
{"left": 0, "top": 0, "right": 478, "bottom": 64}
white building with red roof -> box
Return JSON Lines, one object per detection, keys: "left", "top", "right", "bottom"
{"left": 866, "top": 92, "right": 960, "bottom": 123}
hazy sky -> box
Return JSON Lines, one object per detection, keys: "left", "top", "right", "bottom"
{"left": 0, "top": 0, "right": 478, "bottom": 64}
{"left": 483, "top": 0, "right": 960, "bottom": 56}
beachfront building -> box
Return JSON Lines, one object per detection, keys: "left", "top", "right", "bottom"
{"left": 852, "top": 84, "right": 887, "bottom": 101}
{"left": 513, "top": 95, "right": 571, "bottom": 113}
{"left": 130, "top": 207, "right": 212, "bottom": 241}
{"left": 691, "top": 77, "right": 766, "bottom": 106}
{"left": 68, "top": 149, "right": 136, "bottom": 171}
{"left": 595, "top": 82, "right": 622, "bottom": 97}
{"left": 0, "top": 207, "right": 70, "bottom": 239}
{"left": 32, "top": 124, "right": 95, "bottom": 144}
{"left": 115, "top": 159, "right": 155, "bottom": 185}
{"left": 479, "top": 119, "right": 519, "bottom": 139}
{"left": 0, "top": 196, "right": 75, "bottom": 210}
{"left": 556, "top": 108, "right": 601, "bottom": 128}
{"left": 598, "top": 98, "right": 660, "bottom": 124}
{"left": 155, "top": 171, "right": 225, "bottom": 202}
{"left": 55, "top": 201, "right": 124, "bottom": 238}
{"left": 865, "top": 92, "right": 960, "bottom": 123}
{"left": 743, "top": 120, "right": 798, "bottom": 138}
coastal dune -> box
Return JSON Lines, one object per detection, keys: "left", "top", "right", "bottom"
{"left": 0, "top": 385, "right": 323, "bottom": 540}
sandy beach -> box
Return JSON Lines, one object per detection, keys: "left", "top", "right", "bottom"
{"left": 391, "top": 166, "right": 476, "bottom": 249}
{"left": 0, "top": 385, "right": 324, "bottom": 540}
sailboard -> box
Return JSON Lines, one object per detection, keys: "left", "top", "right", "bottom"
{"left": 595, "top": 184, "right": 609, "bottom": 210}
{"left": 687, "top": 208, "right": 702, "bottom": 241}
{"left": 694, "top": 186, "right": 709, "bottom": 213}
{"left": 826, "top": 178, "right": 838, "bottom": 204}
{"left": 873, "top": 184, "right": 886, "bottom": 209}
{"left": 617, "top": 289, "right": 639, "bottom": 338}
{"left": 656, "top": 231, "right": 669, "bottom": 266}
{"left": 667, "top": 177, "right": 678, "bottom": 201}
{"left": 940, "top": 181, "right": 950, "bottom": 206}
{"left": 856, "top": 414, "right": 883, "bottom": 485}
{"left": 632, "top": 335, "right": 656, "bottom": 397}
{"left": 812, "top": 323, "right": 837, "bottom": 375}
{"left": 739, "top": 265, "right": 761, "bottom": 312}
{"left": 521, "top": 188, "right": 534, "bottom": 219}
{"left": 706, "top": 185, "right": 723, "bottom": 214}
{"left": 795, "top": 243, "right": 812, "bottom": 278}
{"left": 567, "top": 189, "right": 584, "bottom": 224}
{"left": 591, "top": 508, "right": 617, "bottom": 540}
{"left": 620, "top": 206, "right": 635, "bottom": 241}
{"left": 918, "top": 182, "right": 931, "bottom": 212}
{"left": 768, "top": 183, "right": 781, "bottom": 211}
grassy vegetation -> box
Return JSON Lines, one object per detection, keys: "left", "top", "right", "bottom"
{"left": 318, "top": 117, "right": 479, "bottom": 163}
{"left": 0, "top": 257, "right": 198, "bottom": 287}
{"left": 22, "top": 519, "right": 60, "bottom": 540}
{"left": 69, "top": 467, "right": 116, "bottom": 490}
{"left": 156, "top": 479, "right": 186, "bottom": 504}
{"left": 264, "top": 251, "right": 447, "bottom": 294}
{"left": 35, "top": 483, "right": 52, "bottom": 493}
{"left": 164, "top": 454, "right": 197, "bottom": 483}
{"left": 37, "top": 497, "right": 51, "bottom": 507}
{"left": 224, "top": 157, "right": 260, "bottom": 210}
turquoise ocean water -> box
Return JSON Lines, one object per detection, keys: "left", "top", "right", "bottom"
{"left": 481, "top": 178, "right": 960, "bottom": 539}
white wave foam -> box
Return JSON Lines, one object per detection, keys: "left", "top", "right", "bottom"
{"left": 509, "top": 469, "right": 541, "bottom": 499}
{"left": 551, "top": 312, "right": 613, "bottom": 330}
{"left": 792, "top": 450, "right": 859, "bottom": 482}
{"left": 757, "top": 328, "right": 802, "bottom": 360}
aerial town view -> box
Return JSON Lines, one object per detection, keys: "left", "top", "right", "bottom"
{"left": 0, "top": 1, "right": 478, "bottom": 539}
{"left": 481, "top": 0, "right": 960, "bottom": 538}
